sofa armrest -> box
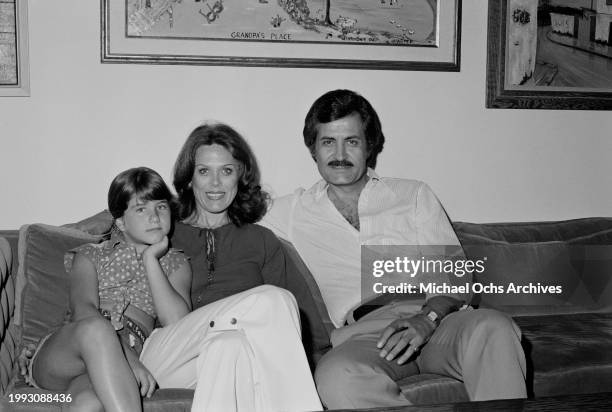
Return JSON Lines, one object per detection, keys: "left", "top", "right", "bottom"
{"left": 0, "top": 237, "right": 18, "bottom": 396}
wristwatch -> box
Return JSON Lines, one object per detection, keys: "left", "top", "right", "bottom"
{"left": 421, "top": 309, "right": 440, "bottom": 327}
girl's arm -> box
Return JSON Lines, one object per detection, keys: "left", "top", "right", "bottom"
{"left": 142, "top": 237, "right": 192, "bottom": 326}
{"left": 68, "top": 253, "right": 101, "bottom": 321}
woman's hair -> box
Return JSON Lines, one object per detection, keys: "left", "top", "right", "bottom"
{"left": 173, "top": 123, "right": 269, "bottom": 226}
{"left": 303, "top": 89, "right": 385, "bottom": 168}
{"left": 108, "top": 167, "right": 175, "bottom": 219}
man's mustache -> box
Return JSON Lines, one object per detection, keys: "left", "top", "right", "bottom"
{"left": 328, "top": 160, "right": 354, "bottom": 167}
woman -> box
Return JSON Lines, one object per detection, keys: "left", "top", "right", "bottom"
{"left": 137, "top": 123, "right": 322, "bottom": 412}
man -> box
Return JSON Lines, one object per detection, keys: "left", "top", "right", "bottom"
{"left": 262, "top": 89, "right": 527, "bottom": 408}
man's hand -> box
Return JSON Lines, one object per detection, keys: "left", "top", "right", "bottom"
{"left": 129, "top": 357, "right": 157, "bottom": 398}
{"left": 376, "top": 314, "right": 436, "bottom": 365}
{"left": 142, "top": 236, "right": 169, "bottom": 262}
{"left": 18, "top": 343, "right": 37, "bottom": 377}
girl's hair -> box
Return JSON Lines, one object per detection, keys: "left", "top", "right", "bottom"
{"left": 173, "top": 122, "right": 269, "bottom": 226}
{"left": 108, "top": 167, "right": 175, "bottom": 219}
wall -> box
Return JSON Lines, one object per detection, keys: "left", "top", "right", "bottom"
{"left": 1, "top": 0, "right": 611, "bottom": 229}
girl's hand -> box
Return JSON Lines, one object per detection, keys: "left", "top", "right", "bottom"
{"left": 129, "top": 358, "right": 158, "bottom": 398}
{"left": 18, "top": 344, "right": 37, "bottom": 377}
{"left": 142, "top": 236, "right": 169, "bottom": 261}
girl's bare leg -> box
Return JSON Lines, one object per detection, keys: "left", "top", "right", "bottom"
{"left": 66, "top": 374, "right": 103, "bottom": 412}
{"left": 33, "top": 316, "right": 142, "bottom": 412}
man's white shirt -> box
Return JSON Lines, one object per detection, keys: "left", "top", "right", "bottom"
{"left": 261, "top": 169, "right": 464, "bottom": 327}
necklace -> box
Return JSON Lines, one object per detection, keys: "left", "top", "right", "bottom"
{"left": 184, "top": 214, "right": 230, "bottom": 287}
{"left": 204, "top": 229, "right": 216, "bottom": 286}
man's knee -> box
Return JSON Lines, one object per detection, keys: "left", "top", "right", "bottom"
{"left": 454, "top": 309, "right": 522, "bottom": 356}
{"left": 315, "top": 348, "right": 363, "bottom": 403}
{"left": 469, "top": 309, "right": 521, "bottom": 339}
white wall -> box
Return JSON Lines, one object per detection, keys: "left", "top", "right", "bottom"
{"left": 1, "top": 0, "right": 611, "bottom": 229}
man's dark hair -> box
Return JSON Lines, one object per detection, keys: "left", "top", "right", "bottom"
{"left": 303, "top": 89, "right": 385, "bottom": 168}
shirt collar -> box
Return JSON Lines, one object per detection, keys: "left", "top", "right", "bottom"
{"left": 313, "top": 168, "right": 381, "bottom": 199}
{"left": 104, "top": 230, "right": 127, "bottom": 250}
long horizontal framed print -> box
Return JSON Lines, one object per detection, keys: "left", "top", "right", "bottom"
{"left": 101, "top": 0, "right": 461, "bottom": 70}
{"left": 0, "top": 0, "right": 29, "bottom": 96}
{"left": 486, "top": 0, "right": 612, "bottom": 110}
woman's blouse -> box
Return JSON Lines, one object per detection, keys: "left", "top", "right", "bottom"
{"left": 171, "top": 222, "right": 289, "bottom": 309}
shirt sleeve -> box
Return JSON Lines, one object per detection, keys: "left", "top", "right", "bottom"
{"left": 160, "top": 249, "right": 189, "bottom": 277}
{"left": 260, "top": 192, "right": 300, "bottom": 241}
{"left": 415, "top": 182, "right": 472, "bottom": 304}
{"left": 64, "top": 243, "right": 99, "bottom": 274}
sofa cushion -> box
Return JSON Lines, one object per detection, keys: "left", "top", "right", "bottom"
{"left": 453, "top": 219, "right": 612, "bottom": 315}
{"left": 399, "top": 373, "right": 469, "bottom": 404}
{"left": 515, "top": 312, "right": 612, "bottom": 397}
{"left": 15, "top": 224, "right": 100, "bottom": 349}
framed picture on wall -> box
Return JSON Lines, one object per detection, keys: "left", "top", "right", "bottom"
{"left": 0, "top": 0, "right": 29, "bottom": 96}
{"left": 100, "top": 0, "right": 461, "bottom": 71}
{"left": 486, "top": 0, "right": 612, "bottom": 110}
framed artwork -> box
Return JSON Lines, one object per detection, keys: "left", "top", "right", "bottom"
{"left": 0, "top": 0, "right": 29, "bottom": 96}
{"left": 486, "top": 0, "right": 612, "bottom": 110}
{"left": 101, "top": 0, "right": 461, "bottom": 71}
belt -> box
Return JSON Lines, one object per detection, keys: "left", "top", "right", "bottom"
{"left": 351, "top": 304, "right": 385, "bottom": 322}
{"left": 99, "top": 309, "right": 148, "bottom": 351}
{"left": 350, "top": 293, "right": 426, "bottom": 322}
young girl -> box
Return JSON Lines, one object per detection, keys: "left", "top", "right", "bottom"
{"left": 27, "top": 167, "right": 192, "bottom": 412}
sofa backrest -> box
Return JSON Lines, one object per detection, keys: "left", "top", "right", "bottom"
{"left": 0, "top": 237, "right": 17, "bottom": 395}
{"left": 453, "top": 218, "right": 612, "bottom": 316}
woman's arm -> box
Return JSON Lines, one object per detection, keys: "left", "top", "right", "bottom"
{"left": 143, "top": 237, "right": 192, "bottom": 326}
{"left": 68, "top": 253, "right": 101, "bottom": 321}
